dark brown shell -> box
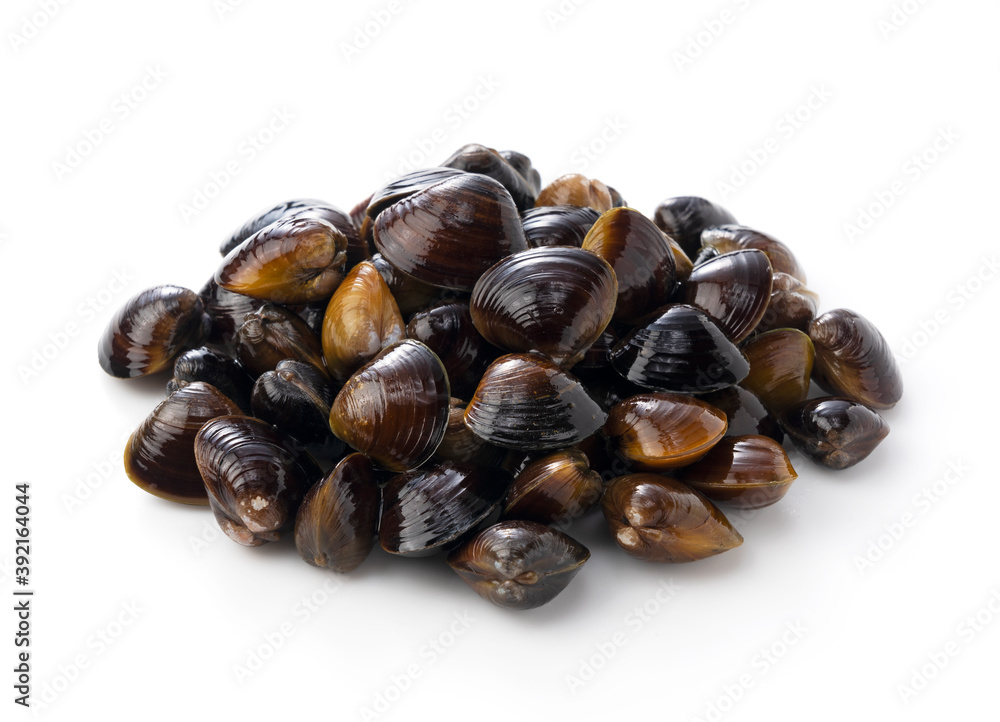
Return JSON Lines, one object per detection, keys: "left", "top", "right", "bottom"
{"left": 701, "top": 385, "right": 783, "bottom": 442}
{"left": 199, "top": 278, "right": 259, "bottom": 350}
{"left": 373, "top": 173, "right": 528, "bottom": 291}
{"left": 433, "top": 398, "right": 506, "bottom": 466}
{"left": 700, "top": 225, "right": 806, "bottom": 283}
{"left": 321, "top": 260, "right": 405, "bottom": 382}
{"left": 465, "top": 353, "right": 607, "bottom": 451}
{"left": 369, "top": 253, "right": 443, "bottom": 317}
{"left": 251, "top": 360, "right": 337, "bottom": 445}
{"left": 602, "top": 473, "right": 743, "bottom": 562}
{"left": 503, "top": 449, "right": 602, "bottom": 526}
{"left": 294, "top": 453, "right": 379, "bottom": 572}
{"left": 755, "top": 272, "right": 819, "bottom": 334}
{"left": 365, "top": 167, "right": 466, "bottom": 221}
{"left": 470, "top": 247, "right": 618, "bottom": 368}
{"left": 233, "top": 303, "right": 327, "bottom": 379}
{"left": 124, "top": 382, "right": 242, "bottom": 504}
{"left": 407, "top": 301, "right": 498, "bottom": 400}
{"left": 535, "top": 173, "right": 613, "bottom": 213}
{"left": 609, "top": 304, "right": 749, "bottom": 394}
{"left": 582, "top": 207, "right": 677, "bottom": 324}
{"left": 809, "top": 309, "right": 903, "bottom": 410}
{"left": 652, "top": 196, "right": 736, "bottom": 259}
{"left": 780, "top": 397, "right": 890, "bottom": 470}
{"left": 604, "top": 392, "right": 728, "bottom": 470}
{"left": 328, "top": 340, "right": 450, "bottom": 472}
{"left": 216, "top": 216, "right": 347, "bottom": 304}
{"left": 166, "top": 346, "right": 254, "bottom": 413}
{"left": 98, "top": 285, "right": 209, "bottom": 378}
{"left": 447, "top": 521, "right": 590, "bottom": 610}
{"left": 521, "top": 205, "right": 601, "bottom": 248}
{"left": 195, "top": 415, "right": 321, "bottom": 546}
{"left": 220, "top": 199, "right": 362, "bottom": 267}
{"left": 680, "top": 249, "right": 773, "bottom": 343}
{"left": 442, "top": 143, "right": 540, "bottom": 211}
{"left": 379, "top": 461, "right": 511, "bottom": 556}
{"left": 675, "top": 435, "right": 796, "bottom": 509}
{"left": 740, "top": 329, "right": 815, "bottom": 415}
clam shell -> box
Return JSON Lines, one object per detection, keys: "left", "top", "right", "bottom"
{"left": 373, "top": 173, "right": 527, "bottom": 291}
{"left": 652, "top": 196, "right": 736, "bottom": 259}
{"left": 124, "top": 382, "right": 242, "bottom": 504}
{"left": 433, "top": 398, "right": 506, "bottom": 466}
{"left": 680, "top": 249, "right": 773, "bottom": 343}
{"left": 701, "top": 385, "right": 783, "bottom": 442}
{"left": 470, "top": 247, "right": 618, "bottom": 368}
{"left": 234, "top": 303, "right": 327, "bottom": 379}
{"left": 98, "top": 285, "right": 209, "bottom": 378}
{"left": 610, "top": 304, "right": 749, "bottom": 394}
{"left": 780, "top": 397, "right": 890, "bottom": 470}
{"left": 582, "top": 207, "right": 677, "bottom": 324}
{"left": 407, "top": 301, "right": 499, "bottom": 400}
{"left": 442, "top": 143, "right": 540, "bottom": 211}
{"left": 755, "top": 272, "right": 819, "bottom": 334}
{"left": 522, "top": 205, "right": 601, "bottom": 248}
{"left": 604, "top": 392, "right": 728, "bottom": 470}
{"left": 199, "top": 278, "right": 259, "bottom": 350}
{"left": 251, "top": 359, "right": 337, "bottom": 445}
{"left": 379, "top": 461, "right": 511, "bottom": 556}
{"left": 365, "top": 167, "right": 466, "bottom": 221}
{"left": 502, "top": 449, "right": 603, "bottom": 526}
{"left": 321, "top": 260, "right": 405, "bottom": 382}
{"left": 195, "top": 415, "right": 321, "bottom": 546}
{"left": 369, "top": 252, "right": 443, "bottom": 317}
{"left": 535, "top": 173, "right": 613, "bottom": 213}
{"left": 216, "top": 216, "right": 348, "bottom": 304}
{"left": 328, "top": 340, "right": 450, "bottom": 472}
{"left": 294, "top": 453, "right": 379, "bottom": 572}
{"left": 809, "top": 309, "right": 903, "bottom": 410}
{"left": 166, "top": 346, "right": 254, "bottom": 414}
{"left": 675, "top": 435, "right": 797, "bottom": 509}
{"left": 602, "top": 473, "right": 743, "bottom": 562}
{"left": 740, "top": 328, "right": 815, "bottom": 415}
{"left": 465, "top": 353, "right": 608, "bottom": 451}
{"left": 447, "top": 520, "right": 590, "bottom": 610}
{"left": 700, "top": 225, "right": 806, "bottom": 283}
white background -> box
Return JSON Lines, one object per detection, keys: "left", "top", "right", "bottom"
{"left": 4, "top": 1, "right": 998, "bottom": 720}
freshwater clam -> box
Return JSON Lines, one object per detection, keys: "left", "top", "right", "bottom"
{"left": 780, "top": 397, "right": 890, "bottom": 470}
{"left": 199, "top": 278, "right": 259, "bottom": 350}
{"left": 294, "top": 453, "right": 379, "bottom": 572}
{"left": 740, "top": 329, "right": 815, "bottom": 415}
{"left": 521, "top": 205, "right": 601, "bottom": 248}
{"left": 234, "top": 303, "right": 327, "bottom": 379}
{"left": 407, "top": 301, "right": 498, "bottom": 399}
{"left": 442, "top": 143, "right": 540, "bottom": 211}
{"left": 195, "top": 415, "right": 321, "bottom": 546}
{"left": 124, "top": 381, "right": 242, "bottom": 504}
{"left": 581, "top": 207, "right": 676, "bottom": 324}
{"left": 328, "top": 340, "right": 450, "bottom": 472}
{"left": 609, "top": 304, "right": 749, "bottom": 394}
{"left": 379, "top": 461, "right": 511, "bottom": 556}
{"left": 99, "top": 285, "right": 209, "bottom": 378}
{"left": 464, "top": 353, "right": 607, "bottom": 451}
{"left": 652, "top": 196, "right": 736, "bottom": 258}
{"left": 535, "top": 173, "right": 613, "bottom": 213}
{"left": 447, "top": 520, "right": 590, "bottom": 610}
{"left": 604, "top": 392, "right": 728, "bottom": 470}
{"left": 469, "top": 247, "right": 618, "bottom": 368}
{"left": 321, "top": 260, "right": 405, "bottom": 382}
{"left": 433, "top": 398, "right": 506, "bottom": 466}
{"left": 166, "top": 346, "right": 254, "bottom": 413}
{"left": 374, "top": 173, "right": 527, "bottom": 291}
{"left": 502, "top": 448, "right": 602, "bottom": 526}
{"left": 701, "top": 385, "right": 783, "bottom": 442}
{"left": 250, "top": 359, "right": 337, "bottom": 445}
{"left": 680, "top": 248, "right": 773, "bottom": 343}
{"left": 675, "top": 435, "right": 796, "bottom": 509}
{"left": 602, "top": 474, "right": 743, "bottom": 562}
{"left": 755, "top": 272, "right": 819, "bottom": 334}
{"left": 809, "top": 309, "right": 903, "bottom": 410}
{"left": 216, "top": 216, "right": 348, "bottom": 304}
{"left": 700, "top": 225, "right": 806, "bottom": 283}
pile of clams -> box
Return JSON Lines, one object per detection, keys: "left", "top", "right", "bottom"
{"left": 99, "top": 143, "right": 902, "bottom": 611}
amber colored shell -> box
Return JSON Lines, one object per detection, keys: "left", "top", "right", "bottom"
{"left": 434, "top": 398, "right": 506, "bottom": 466}
{"left": 700, "top": 225, "right": 806, "bottom": 283}
{"left": 675, "top": 435, "right": 796, "bottom": 509}
{"left": 604, "top": 392, "right": 728, "bottom": 470}
{"left": 503, "top": 449, "right": 603, "bottom": 525}
{"left": 601, "top": 473, "right": 743, "bottom": 562}
{"left": 740, "top": 329, "right": 815, "bottom": 415}
{"left": 321, "top": 260, "right": 405, "bottom": 382}
{"left": 294, "top": 453, "right": 379, "bottom": 572}
{"left": 535, "top": 173, "right": 613, "bottom": 213}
